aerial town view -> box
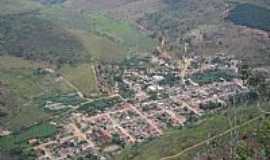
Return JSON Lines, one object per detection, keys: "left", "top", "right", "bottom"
{"left": 0, "top": 0, "right": 270, "bottom": 160}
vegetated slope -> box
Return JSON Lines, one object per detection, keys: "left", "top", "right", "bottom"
{"left": 228, "top": 3, "right": 270, "bottom": 31}
{"left": 60, "top": 63, "right": 99, "bottom": 97}
{"left": 36, "top": 0, "right": 66, "bottom": 5}
{"left": 0, "top": 122, "right": 57, "bottom": 159}
{"left": 40, "top": 6, "right": 155, "bottom": 54}
{"left": 70, "top": 30, "right": 128, "bottom": 62}
{"left": 0, "top": 0, "right": 157, "bottom": 131}
{"left": 0, "top": 0, "right": 42, "bottom": 16}
{"left": 0, "top": 0, "right": 156, "bottom": 64}
{"left": 64, "top": 0, "right": 133, "bottom": 11}
{"left": 64, "top": 0, "right": 164, "bottom": 22}
{"left": 0, "top": 13, "right": 85, "bottom": 65}
{"left": 140, "top": 0, "right": 270, "bottom": 67}
{"left": 0, "top": 56, "right": 72, "bottom": 130}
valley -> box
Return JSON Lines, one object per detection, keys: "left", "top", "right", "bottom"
{"left": 0, "top": 0, "right": 270, "bottom": 160}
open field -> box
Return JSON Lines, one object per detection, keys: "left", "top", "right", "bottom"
{"left": 0, "top": 123, "right": 57, "bottom": 151}
{"left": 63, "top": 0, "right": 163, "bottom": 19}
{"left": 40, "top": 6, "right": 156, "bottom": 53}
{"left": 70, "top": 30, "right": 128, "bottom": 62}
{"left": 60, "top": 64, "right": 99, "bottom": 97}
{"left": 0, "top": 56, "right": 72, "bottom": 130}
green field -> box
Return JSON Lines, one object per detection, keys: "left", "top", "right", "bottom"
{"left": 40, "top": 5, "right": 155, "bottom": 54}
{"left": 0, "top": 122, "right": 57, "bottom": 160}
{"left": 0, "top": 56, "right": 72, "bottom": 130}
{"left": 70, "top": 30, "right": 128, "bottom": 62}
{"left": 61, "top": 63, "right": 99, "bottom": 96}
{"left": 0, "top": 123, "right": 57, "bottom": 151}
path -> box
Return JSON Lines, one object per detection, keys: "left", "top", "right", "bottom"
{"left": 69, "top": 123, "right": 95, "bottom": 147}
{"left": 60, "top": 76, "right": 85, "bottom": 99}
{"left": 160, "top": 114, "right": 265, "bottom": 160}
{"left": 127, "top": 103, "right": 163, "bottom": 135}
{"left": 106, "top": 113, "right": 136, "bottom": 143}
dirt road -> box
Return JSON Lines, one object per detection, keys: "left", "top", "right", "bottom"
{"left": 160, "top": 114, "right": 265, "bottom": 160}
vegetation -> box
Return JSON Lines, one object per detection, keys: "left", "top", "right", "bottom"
{"left": 38, "top": 93, "right": 86, "bottom": 107}
{"left": 37, "top": 0, "right": 66, "bottom": 5}
{"left": 0, "top": 0, "right": 42, "bottom": 16}
{"left": 1, "top": 0, "right": 270, "bottom": 159}
{"left": 116, "top": 103, "right": 269, "bottom": 160}
{"left": 78, "top": 96, "right": 122, "bottom": 113}
{"left": 40, "top": 6, "right": 155, "bottom": 57}
{"left": 0, "top": 123, "right": 57, "bottom": 160}
{"left": 0, "top": 13, "right": 85, "bottom": 65}
{"left": 0, "top": 123, "right": 57, "bottom": 151}
{"left": 228, "top": 3, "right": 270, "bottom": 31}
{"left": 0, "top": 56, "right": 72, "bottom": 130}
{"left": 61, "top": 64, "right": 99, "bottom": 96}
{"left": 70, "top": 30, "right": 128, "bottom": 63}
{"left": 87, "top": 14, "right": 155, "bottom": 51}
{"left": 191, "top": 70, "right": 236, "bottom": 85}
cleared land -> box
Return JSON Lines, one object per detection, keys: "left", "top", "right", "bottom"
{"left": 60, "top": 64, "right": 99, "bottom": 97}
{"left": 0, "top": 56, "right": 72, "bottom": 130}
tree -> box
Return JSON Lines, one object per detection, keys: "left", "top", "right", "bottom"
{"left": 239, "top": 62, "right": 251, "bottom": 85}
{"left": 248, "top": 68, "right": 270, "bottom": 101}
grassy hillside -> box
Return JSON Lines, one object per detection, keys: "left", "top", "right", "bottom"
{"left": 0, "top": 56, "right": 72, "bottom": 130}
{"left": 70, "top": 30, "right": 128, "bottom": 62}
{"left": 0, "top": 0, "right": 157, "bottom": 104}
{"left": 40, "top": 6, "right": 156, "bottom": 53}
{"left": 0, "top": 123, "right": 57, "bottom": 151}
{"left": 0, "top": 0, "right": 42, "bottom": 16}
{"left": 0, "top": 13, "right": 85, "bottom": 65}
{"left": 60, "top": 63, "right": 99, "bottom": 97}
{"left": 0, "top": 122, "right": 57, "bottom": 160}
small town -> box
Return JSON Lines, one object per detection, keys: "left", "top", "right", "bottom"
{"left": 1, "top": 1, "right": 270, "bottom": 160}
{"left": 31, "top": 47, "right": 253, "bottom": 160}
